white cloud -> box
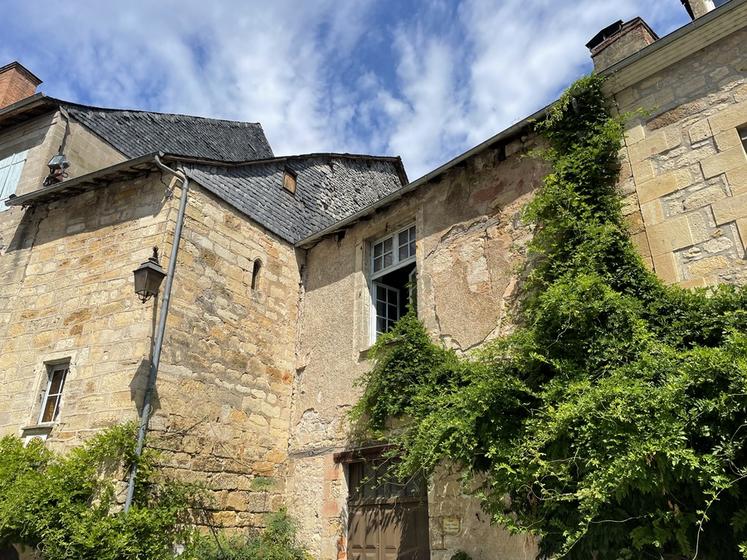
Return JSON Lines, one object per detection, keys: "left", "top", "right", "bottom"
{"left": 2, "top": 0, "right": 689, "bottom": 179}
{"left": 375, "top": 0, "right": 689, "bottom": 177}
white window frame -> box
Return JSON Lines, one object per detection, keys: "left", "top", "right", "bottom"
{"left": 370, "top": 224, "right": 416, "bottom": 280}
{"left": 368, "top": 223, "right": 416, "bottom": 343}
{"left": 0, "top": 150, "right": 29, "bottom": 211}
{"left": 38, "top": 362, "right": 69, "bottom": 424}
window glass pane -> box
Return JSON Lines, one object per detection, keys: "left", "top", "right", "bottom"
{"left": 376, "top": 301, "right": 386, "bottom": 315}
{"left": 383, "top": 237, "right": 392, "bottom": 252}
{"left": 41, "top": 395, "right": 59, "bottom": 423}
{"left": 397, "top": 226, "right": 416, "bottom": 260}
{"left": 374, "top": 243, "right": 382, "bottom": 257}
{"left": 383, "top": 253, "right": 393, "bottom": 268}
{"left": 373, "top": 256, "right": 382, "bottom": 272}
{"left": 48, "top": 369, "right": 65, "bottom": 395}
{"left": 377, "top": 317, "right": 387, "bottom": 333}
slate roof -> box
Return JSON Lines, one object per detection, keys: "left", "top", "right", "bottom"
{"left": 184, "top": 155, "right": 407, "bottom": 243}
{"left": 2, "top": 95, "right": 408, "bottom": 243}
{"left": 63, "top": 103, "right": 274, "bottom": 161}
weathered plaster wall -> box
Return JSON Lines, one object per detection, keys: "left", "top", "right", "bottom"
{"left": 615, "top": 28, "right": 747, "bottom": 287}
{"left": 289, "top": 138, "right": 547, "bottom": 559}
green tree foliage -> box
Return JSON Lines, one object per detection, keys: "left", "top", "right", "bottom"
{"left": 0, "top": 424, "right": 201, "bottom": 560}
{"left": 352, "top": 75, "right": 747, "bottom": 559}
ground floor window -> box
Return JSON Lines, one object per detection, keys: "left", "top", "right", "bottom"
{"left": 39, "top": 362, "right": 69, "bottom": 423}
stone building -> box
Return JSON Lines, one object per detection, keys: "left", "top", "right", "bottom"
{"left": 0, "top": 0, "right": 745, "bottom": 558}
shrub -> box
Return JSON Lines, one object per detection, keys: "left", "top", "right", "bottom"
{"left": 185, "top": 510, "right": 307, "bottom": 560}
{"left": 0, "top": 424, "right": 202, "bottom": 560}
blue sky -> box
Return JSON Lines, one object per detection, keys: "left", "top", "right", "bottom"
{"left": 2, "top": 1, "right": 690, "bottom": 179}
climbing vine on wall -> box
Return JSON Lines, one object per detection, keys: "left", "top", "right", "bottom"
{"left": 352, "top": 74, "right": 747, "bottom": 559}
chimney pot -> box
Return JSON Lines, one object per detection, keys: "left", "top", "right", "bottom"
{"left": 586, "top": 18, "right": 659, "bottom": 72}
{"left": 0, "top": 61, "right": 42, "bottom": 110}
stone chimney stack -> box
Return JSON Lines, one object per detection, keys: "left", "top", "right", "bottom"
{"left": 0, "top": 62, "right": 42, "bottom": 110}
{"left": 681, "top": 0, "right": 718, "bottom": 19}
{"left": 586, "top": 18, "right": 659, "bottom": 72}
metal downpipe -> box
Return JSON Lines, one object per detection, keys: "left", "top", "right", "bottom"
{"left": 124, "top": 155, "right": 190, "bottom": 512}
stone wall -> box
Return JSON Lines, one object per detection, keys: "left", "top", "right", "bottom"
{"left": 0, "top": 108, "right": 126, "bottom": 357}
{"left": 289, "top": 137, "right": 547, "bottom": 559}
{"left": 0, "top": 176, "right": 172, "bottom": 441}
{"left": 0, "top": 168, "right": 300, "bottom": 527}
{"left": 149, "top": 182, "right": 300, "bottom": 527}
{"left": 614, "top": 28, "right": 747, "bottom": 287}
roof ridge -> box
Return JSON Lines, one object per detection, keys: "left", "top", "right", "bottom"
{"left": 173, "top": 152, "right": 404, "bottom": 167}
{"left": 52, "top": 97, "right": 263, "bottom": 127}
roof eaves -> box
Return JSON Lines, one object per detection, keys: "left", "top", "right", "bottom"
{"left": 6, "top": 152, "right": 160, "bottom": 207}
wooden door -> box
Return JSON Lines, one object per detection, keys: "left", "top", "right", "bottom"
{"left": 347, "top": 460, "right": 430, "bottom": 560}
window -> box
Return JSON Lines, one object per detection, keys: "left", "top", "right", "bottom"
{"left": 0, "top": 150, "right": 28, "bottom": 211}
{"left": 251, "top": 259, "right": 262, "bottom": 291}
{"left": 283, "top": 168, "right": 297, "bottom": 194}
{"left": 370, "top": 224, "right": 416, "bottom": 340}
{"left": 39, "top": 362, "right": 69, "bottom": 423}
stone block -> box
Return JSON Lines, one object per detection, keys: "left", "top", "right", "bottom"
{"left": 714, "top": 128, "right": 742, "bottom": 152}
{"left": 631, "top": 158, "right": 656, "bottom": 183}
{"left": 628, "top": 127, "right": 682, "bottom": 162}
{"left": 737, "top": 218, "right": 747, "bottom": 249}
{"left": 625, "top": 124, "right": 645, "bottom": 145}
{"left": 711, "top": 192, "right": 747, "bottom": 225}
{"left": 653, "top": 253, "right": 679, "bottom": 284}
{"left": 700, "top": 147, "right": 746, "bottom": 179}
{"left": 647, "top": 215, "right": 693, "bottom": 255}
{"left": 688, "top": 255, "right": 731, "bottom": 278}
{"left": 636, "top": 169, "right": 691, "bottom": 204}
{"left": 688, "top": 120, "right": 712, "bottom": 144}
{"left": 678, "top": 278, "right": 706, "bottom": 289}
{"left": 726, "top": 164, "right": 747, "bottom": 196}
{"left": 687, "top": 210, "right": 714, "bottom": 245}
{"left": 631, "top": 231, "right": 651, "bottom": 260}
{"left": 708, "top": 101, "right": 747, "bottom": 134}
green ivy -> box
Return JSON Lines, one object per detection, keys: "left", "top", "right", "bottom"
{"left": 352, "top": 75, "right": 747, "bottom": 559}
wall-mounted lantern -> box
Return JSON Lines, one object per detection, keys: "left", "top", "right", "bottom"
{"left": 133, "top": 247, "right": 166, "bottom": 303}
{"left": 43, "top": 153, "right": 70, "bottom": 186}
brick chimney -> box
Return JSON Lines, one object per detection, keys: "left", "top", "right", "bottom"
{"left": 586, "top": 18, "right": 659, "bottom": 72}
{"left": 0, "top": 62, "right": 42, "bottom": 110}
